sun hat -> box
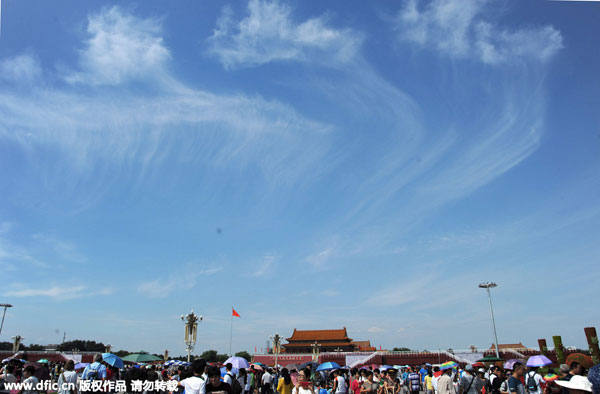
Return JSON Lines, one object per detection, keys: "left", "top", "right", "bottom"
{"left": 465, "top": 365, "right": 474, "bottom": 372}
{"left": 555, "top": 375, "right": 593, "bottom": 392}
{"left": 478, "top": 368, "right": 486, "bottom": 373}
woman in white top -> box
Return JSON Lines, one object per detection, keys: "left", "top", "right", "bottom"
{"left": 58, "top": 360, "right": 78, "bottom": 394}
{"left": 292, "top": 369, "right": 314, "bottom": 394}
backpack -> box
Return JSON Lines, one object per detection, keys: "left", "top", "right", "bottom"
{"left": 526, "top": 373, "right": 537, "bottom": 392}
{"left": 229, "top": 374, "right": 243, "bottom": 394}
{"left": 85, "top": 364, "right": 101, "bottom": 381}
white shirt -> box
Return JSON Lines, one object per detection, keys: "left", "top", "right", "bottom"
{"left": 525, "top": 372, "right": 545, "bottom": 394}
{"left": 432, "top": 376, "right": 439, "bottom": 392}
{"left": 58, "top": 371, "right": 78, "bottom": 394}
{"left": 224, "top": 373, "right": 234, "bottom": 386}
{"left": 181, "top": 376, "right": 207, "bottom": 394}
{"left": 23, "top": 376, "right": 39, "bottom": 394}
{"left": 1, "top": 372, "right": 17, "bottom": 384}
{"left": 336, "top": 376, "right": 346, "bottom": 394}
{"left": 292, "top": 387, "right": 314, "bottom": 394}
{"left": 263, "top": 372, "right": 273, "bottom": 385}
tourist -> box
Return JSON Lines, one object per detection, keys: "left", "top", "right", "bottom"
{"left": 383, "top": 369, "right": 400, "bottom": 394}
{"left": 458, "top": 365, "right": 483, "bottom": 394}
{"left": 432, "top": 367, "right": 441, "bottom": 394}
{"left": 420, "top": 366, "right": 429, "bottom": 389}
{"left": 82, "top": 354, "right": 107, "bottom": 382}
{"left": 360, "top": 372, "right": 378, "bottom": 394}
{"left": 407, "top": 369, "right": 420, "bottom": 394}
{"left": 1, "top": 364, "right": 17, "bottom": 385}
{"left": 263, "top": 369, "right": 274, "bottom": 394}
{"left": 225, "top": 364, "right": 235, "bottom": 386}
{"left": 507, "top": 364, "right": 525, "bottom": 394}
{"left": 206, "top": 366, "right": 232, "bottom": 394}
{"left": 292, "top": 368, "right": 314, "bottom": 394}
{"left": 350, "top": 368, "right": 362, "bottom": 394}
{"left": 566, "top": 364, "right": 586, "bottom": 381}
{"left": 278, "top": 369, "right": 293, "bottom": 394}
{"left": 525, "top": 367, "right": 545, "bottom": 394}
{"left": 559, "top": 366, "right": 570, "bottom": 380}
{"left": 488, "top": 368, "right": 504, "bottom": 394}
{"left": 437, "top": 367, "right": 455, "bottom": 394}
{"left": 57, "top": 360, "right": 78, "bottom": 394}
{"left": 178, "top": 359, "right": 207, "bottom": 394}
{"left": 333, "top": 370, "right": 347, "bottom": 394}
{"left": 18, "top": 365, "right": 39, "bottom": 394}
{"left": 424, "top": 371, "right": 433, "bottom": 394}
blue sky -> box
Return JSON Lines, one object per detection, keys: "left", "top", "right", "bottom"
{"left": 0, "top": 0, "right": 599, "bottom": 356}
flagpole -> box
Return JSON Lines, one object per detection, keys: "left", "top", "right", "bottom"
{"left": 230, "top": 307, "right": 233, "bottom": 356}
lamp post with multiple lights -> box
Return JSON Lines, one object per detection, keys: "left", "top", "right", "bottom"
{"left": 479, "top": 282, "right": 500, "bottom": 358}
{"left": 181, "top": 310, "right": 202, "bottom": 362}
{"left": 270, "top": 333, "right": 281, "bottom": 368}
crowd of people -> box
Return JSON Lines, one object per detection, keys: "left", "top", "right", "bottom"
{"left": 1, "top": 357, "right": 599, "bottom": 394}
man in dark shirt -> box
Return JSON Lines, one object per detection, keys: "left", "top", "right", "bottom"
{"left": 206, "top": 366, "right": 232, "bottom": 394}
{"left": 508, "top": 364, "right": 525, "bottom": 394}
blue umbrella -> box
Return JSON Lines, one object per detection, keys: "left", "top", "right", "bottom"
{"left": 316, "top": 362, "right": 341, "bottom": 372}
{"left": 379, "top": 365, "right": 392, "bottom": 371}
{"left": 221, "top": 366, "right": 239, "bottom": 377}
{"left": 102, "top": 353, "right": 125, "bottom": 369}
{"left": 526, "top": 355, "right": 552, "bottom": 367}
{"left": 223, "top": 356, "right": 250, "bottom": 369}
{"left": 75, "top": 363, "right": 89, "bottom": 370}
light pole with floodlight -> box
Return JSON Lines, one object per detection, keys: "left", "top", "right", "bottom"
{"left": 479, "top": 282, "right": 500, "bottom": 358}
{"left": 0, "top": 304, "right": 13, "bottom": 337}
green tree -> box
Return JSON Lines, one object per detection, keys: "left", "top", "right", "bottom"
{"left": 0, "top": 342, "right": 12, "bottom": 350}
{"left": 24, "top": 344, "right": 45, "bottom": 351}
{"left": 200, "top": 350, "right": 218, "bottom": 362}
{"left": 392, "top": 347, "right": 411, "bottom": 352}
{"left": 115, "top": 350, "right": 131, "bottom": 358}
{"left": 216, "top": 354, "right": 229, "bottom": 363}
{"left": 235, "top": 351, "right": 251, "bottom": 362}
{"left": 57, "top": 340, "right": 106, "bottom": 352}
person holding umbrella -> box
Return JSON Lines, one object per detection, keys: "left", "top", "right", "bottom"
{"left": 437, "top": 366, "right": 455, "bottom": 394}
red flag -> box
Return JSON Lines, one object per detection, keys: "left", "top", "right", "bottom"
{"left": 232, "top": 308, "right": 240, "bottom": 317}
{"left": 255, "top": 346, "right": 257, "bottom": 353}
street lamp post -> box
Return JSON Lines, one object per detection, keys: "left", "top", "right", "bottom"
{"left": 270, "top": 333, "right": 281, "bottom": 368}
{"left": 0, "top": 304, "right": 13, "bottom": 337}
{"left": 311, "top": 341, "right": 321, "bottom": 363}
{"left": 181, "top": 310, "right": 202, "bottom": 362}
{"left": 479, "top": 282, "right": 500, "bottom": 358}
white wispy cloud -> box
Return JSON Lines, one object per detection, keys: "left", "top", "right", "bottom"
{"left": 137, "top": 266, "right": 222, "bottom": 298}
{"left": 206, "top": 0, "right": 362, "bottom": 69}
{"left": 32, "top": 233, "right": 87, "bottom": 263}
{"left": 368, "top": 326, "right": 385, "bottom": 333}
{"left": 394, "top": 0, "right": 563, "bottom": 64}
{"left": 3, "top": 284, "right": 113, "bottom": 300}
{"left": 251, "top": 253, "right": 277, "bottom": 277}
{"left": 305, "top": 245, "right": 336, "bottom": 271}
{"left": 4, "top": 285, "right": 86, "bottom": 299}
{"left": 0, "top": 52, "right": 42, "bottom": 83}
{"left": 0, "top": 6, "right": 334, "bottom": 208}
{"left": 67, "top": 6, "right": 170, "bottom": 85}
